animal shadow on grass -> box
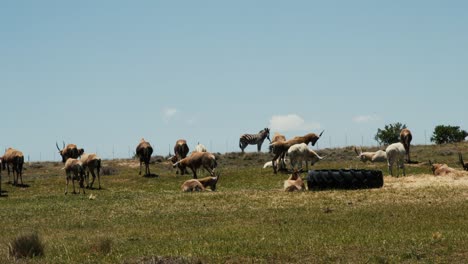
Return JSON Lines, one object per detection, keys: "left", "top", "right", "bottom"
{"left": 12, "top": 183, "right": 30, "bottom": 188}
{"left": 407, "top": 160, "right": 419, "bottom": 164}
{"left": 143, "top": 173, "right": 159, "bottom": 178}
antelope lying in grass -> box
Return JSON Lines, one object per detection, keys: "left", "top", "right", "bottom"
{"left": 354, "top": 146, "right": 387, "bottom": 163}
{"left": 181, "top": 173, "right": 220, "bottom": 192}
{"left": 64, "top": 158, "right": 86, "bottom": 195}
{"left": 429, "top": 160, "right": 456, "bottom": 176}
{"left": 283, "top": 170, "right": 305, "bottom": 192}
{"left": 173, "top": 152, "right": 217, "bottom": 179}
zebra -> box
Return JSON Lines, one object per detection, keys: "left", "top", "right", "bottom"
{"left": 239, "top": 128, "right": 271, "bottom": 153}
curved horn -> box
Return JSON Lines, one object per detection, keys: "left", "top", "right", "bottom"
{"left": 56, "top": 142, "right": 62, "bottom": 151}
{"left": 428, "top": 160, "right": 433, "bottom": 166}
{"left": 318, "top": 130, "right": 324, "bottom": 137}
{"left": 354, "top": 146, "right": 360, "bottom": 155}
{"left": 62, "top": 141, "right": 66, "bottom": 149}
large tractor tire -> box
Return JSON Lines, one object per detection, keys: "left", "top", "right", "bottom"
{"left": 306, "top": 169, "right": 383, "bottom": 190}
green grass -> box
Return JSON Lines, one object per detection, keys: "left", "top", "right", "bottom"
{"left": 1, "top": 143, "right": 468, "bottom": 263}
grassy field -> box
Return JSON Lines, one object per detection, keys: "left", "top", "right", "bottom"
{"left": 1, "top": 142, "right": 468, "bottom": 263}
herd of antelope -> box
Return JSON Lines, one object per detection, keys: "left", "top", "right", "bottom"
{"left": 1, "top": 127, "right": 467, "bottom": 194}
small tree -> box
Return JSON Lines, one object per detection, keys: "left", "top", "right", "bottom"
{"left": 374, "top": 122, "right": 407, "bottom": 146}
{"left": 430, "top": 125, "right": 468, "bottom": 144}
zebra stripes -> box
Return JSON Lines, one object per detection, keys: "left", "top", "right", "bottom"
{"left": 239, "top": 128, "right": 271, "bottom": 153}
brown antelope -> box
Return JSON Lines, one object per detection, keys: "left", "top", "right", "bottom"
{"left": 459, "top": 153, "right": 468, "bottom": 171}
{"left": 64, "top": 158, "right": 86, "bottom": 195}
{"left": 181, "top": 173, "right": 220, "bottom": 192}
{"left": 80, "top": 153, "right": 102, "bottom": 189}
{"left": 56, "top": 142, "right": 84, "bottom": 163}
{"left": 136, "top": 138, "right": 153, "bottom": 176}
{"left": 1, "top": 148, "right": 25, "bottom": 186}
{"left": 284, "top": 170, "right": 305, "bottom": 192}
{"left": 269, "top": 132, "right": 287, "bottom": 170}
{"left": 429, "top": 160, "right": 455, "bottom": 176}
{"left": 169, "top": 139, "right": 190, "bottom": 174}
{"left": 400, "top": 128, "right": 412, "bottom": 163}
{"left": 270, "top": 131, "right": 324, "bottom": 173}
{"left": 173, "top": 152, "right": 217, "bottom": 179}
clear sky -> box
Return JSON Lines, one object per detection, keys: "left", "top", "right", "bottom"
{"left": 1, "top": 1, "right": 467, "bottom": 161}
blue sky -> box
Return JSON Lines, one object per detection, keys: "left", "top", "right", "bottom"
{"left": 1, "top": 1, "right": 467, "bottom": 161}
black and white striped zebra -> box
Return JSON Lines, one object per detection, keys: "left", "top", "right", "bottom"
{"left": 239, "top": 128, "right": 271, "bottom": 153}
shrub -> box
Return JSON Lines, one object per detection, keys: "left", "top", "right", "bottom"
{"left": 430, "top": 125, "right": 468, "bottom": 144}
{"left": 374, "top": 122, "right": 407, "bottom": 146}
{"left": 90, "top": 237, "right": 113, "bottom": 255}
{"left": 8, "top": 232, "right": 45, "bottom": 259}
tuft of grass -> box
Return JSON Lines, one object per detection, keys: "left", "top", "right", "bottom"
{"left": 90, "top": 237, "right": 113, "bottom": 255}
{"left": 8, "top": 232, "right": 44, "bottom": 259}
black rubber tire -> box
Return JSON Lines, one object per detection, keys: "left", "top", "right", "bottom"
{"left": 307, "top": 169, "right": 383, "bottom": 190}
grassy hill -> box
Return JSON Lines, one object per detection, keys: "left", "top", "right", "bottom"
{"left": 1, "top": 142, "right": 468, "bottom": 263}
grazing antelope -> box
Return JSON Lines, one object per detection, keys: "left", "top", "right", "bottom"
{"left": 136, "top": 138, "right": 153, "bottom": 176}
{"left": 429, "top": 160, "right": 456, "bottom": 176}
{"left": 287, "top": 143, "right": 324, "bottom": 171}
{"left": 64, "top": 158, "right": 86, "bottom": 195}
{"left": 80, "top": 153, "right": 102, "bottom": 189}
{"left": 1, "top": 148, "right": 24, "bottom": 186}
{"left": 173, "top": 152, "right": 217, "bottom": 179}
{"left": 181, "top": 173, "right": 220, "bottom": 192}
{"left": 239, "top": 128, "right": 271, "bottom": 153}
{"left": 385, "top": 142, "right": 406, "bottom": 177}
{"left": 56, "top": 142, "right": 84, "bottom": 163}
{"left": 169, "top": 139, "right": 190, "bottom": 174}
{"left": 459, "top": 153, "right": 468, "bottom": 171}
{"left": 354, "top": 146, "right": 387, "bottom": 163}
{"left": 284, "top": 170, "right": 305, "bottom": 192}
{"left": 270, "top": 131, "right": 324, "bottom": 174}
{"left": 400, "top": 128, "right": 413, "bottom": 163}
{"left": 269, "top": 132, "right": 287, "bottom": 170}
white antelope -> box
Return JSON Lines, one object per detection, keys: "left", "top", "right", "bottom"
{"left": 287, "top": 143, "right": 324, "bottom": 171}
{"left": 354, "top": 146, "right": 387, "bottom": 163}
{"left": 385, "top": 142, "right": 406, "bottom": 177}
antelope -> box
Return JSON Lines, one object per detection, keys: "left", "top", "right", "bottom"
{"left": 136, "top": 138, "right": 153, "bottom": 176}
{"left": 80, "top": 153, "right": 102, "bottom": 189}
{"left": 181, "top": 173, "right": 220, "bottom": 192}
{"left": 284, "top": 170, "right": 305, "bottom": 192}
{"left": 56, "top": 142, "right": 84, "bottom": 163}
{"left": 173, "top": 152, "right": 217, "bottom": 179}
{"left": 400, "top": 128, "right": 413, "bottom": 163}
{"left": 169, "top": 139, "right": 190, "bottom": 174}
{"left": 269, "top": 132, "right": 287, "bottom": 170}
{"left": 459, "top": 153, "right": 468, "bottom": 171}
{"left": 429, "top": 160, "right": 456, "bottom": 176}
{"left": 354, "top": 146, "right": 387, "bottom": 163}
{"left": 385, "top": 142, "right": 406, "bottom": 177}
{"left": 1, "top": 148, "right": 25, "bottom": 186}
{"left": 270, "top": 131, "right": 324, "bottom": 173}
{"left": 64, "top": 158, "right": 86, "bottom": 195}
{"left": 287, "top": 143, "right": 324, "bottom": 171}
{"left": 194, "top": 142, "right": 207, "bottom": 153}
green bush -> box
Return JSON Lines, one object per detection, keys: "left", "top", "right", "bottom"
{"left": 375, "top": 122, "right": 407, "bottom": 146}
{"left": 431, "top": 125, "right": 468, "bottom": 144}
{"left": 8, "top": 232, "right": 45, "bottom": 259}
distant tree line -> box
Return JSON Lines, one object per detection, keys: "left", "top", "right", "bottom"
{"left": 374, "top": 123, "right": 467, "bottom": 145}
